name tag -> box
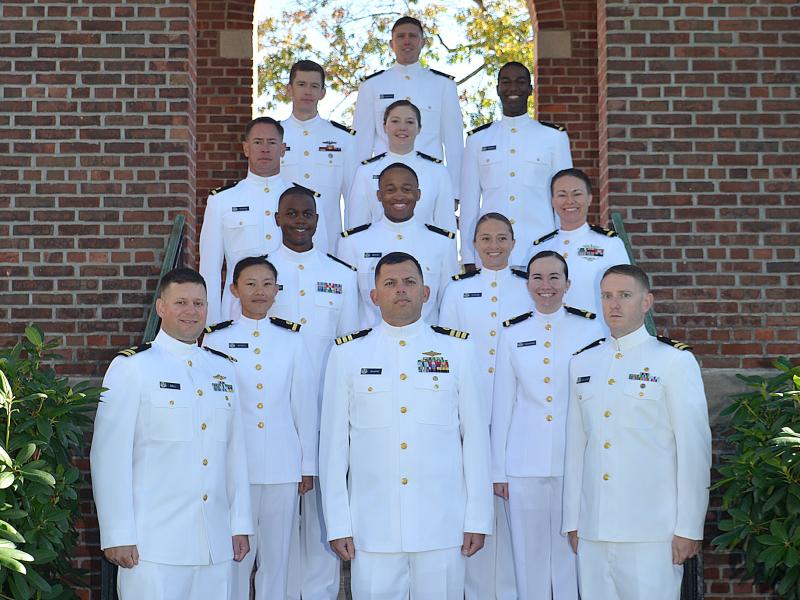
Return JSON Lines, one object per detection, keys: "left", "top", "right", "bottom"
{"left": 364, "top": 252, "right": 382, "bottom": 258}
{"left": 232, "top": 206, "right": 249, "bottom": 212}
{"left": 361, "top": 368, "right": 382, "bottom": 375}
{"left": 284, "top": 146, "right": 291, "bottom": 151}
{"left": 229, "top": 343, "right": 248, "bottom": 348}
{"left": 481, "top": 145, "right": 497, "bottom": 152}
{"left": 576, "top": 376, "right": 591, "bottom": 384}
{"left": 160, "top": 381, "right": 180, "bottom": 390}
{"left": 517, "top": 340, "right": 536, "bottom": 348}
{"left": 372, "top": 174, "right": 380, "bottom": 179}
{"left": 463, "top": 292, "right": 482, "bottom": 298}
{"left": 277, "top": 284, "right": 284, "bottom": 290}
{"left": 379, "top": 94, "right": 395, "bottom": 99}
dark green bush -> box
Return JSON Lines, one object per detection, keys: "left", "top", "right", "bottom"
{"left": 713, "top": 357, "right": 800, "bottom": 599}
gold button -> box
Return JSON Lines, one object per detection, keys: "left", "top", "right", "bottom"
{"left": 510, "top": 171, "right": 515, "bottom": 177}
{"left": 401, "top": 477, "right": 408, "bottom": 485}
{"left": 434, "top": 384, "right": 440, "bottom": 389}
{"left": 400, "top": 373, "right": 407, "bottom": 380}
{"left": 298, "top": 264, "right": 304, "bottom": 270}
{"left": 400, "top": 406, "right": 407, "bottom": 414}
{"left": 640, "top": 383, "right": 646, "bottom": 389}
{"left": 545, "top": 324, "right": 552, "bottom": 331}
{"left": 299, "top": 290, "right": 306, "bottom": 296}
{"left": 187, "top": 360, "right": 192, "bottom": 367}
{"left": 603, "top": 473, "right": 610, "bottom": 481}
{"left": 543, "top": 358, "right": 550, "bottom": 365}
{"left": 542, "top": 341, "right": 550, "bottom": 348}
{"left": 202, "top": 458, "right": 208, "bottom": 466}
{"left": 511, "top": 127, "right": 517, "bottom": 133}
{"left": 367, "top": 386, "right": 374, "bottom": 392}
{"left": 196, "top": 389, "right": 203, "bottom": 396}
{"left": 604, "top": 442, "right": 611, "bottom": 449}
{"left": 608, "top": 379, "right": 615, "bottom": 385}
{"left": 255, "top": 364, "right": 262, "bottom": 371}
{"left": 405, "top": 75, "right": 411, "bottom": 80}
{"left": 399, "top": 340, "right": 406, "bottom": 346}
{"left": 203, "top": 494, "right": 208, "bottom": 501}
{"left": 510, "top": 195, "right": 516, "bottom": 201}
{"left": 400, "top": 442, "right": 407, "bottom": 450}
{"left": 510, "top": 148, "right": 516, "bottom": 154}
{"left": 490, "top": 330, "right": 496, "bottom": 337}
{"left": 254, "top": 347, "right": 261, "bottom": 355}
{"left": 300, "top": 318, "right": 307, "bottom": 324}
{"left": 264, "top": 210, "right": 271, "bottom": 216}
{"left": 544, "top": 377, "right": 551, "bottom": 383}
{"left": 639, "top": 392, "right": 645, "bottom": 397}
{"left": 491, "top": 311, "right": 497, "bottom": 318}
{"left": 304, "top": 150, "right": 309, "bottom": 156}
{"left": 258, "top": 421, "right": 265, "bottom": 429}
{"left": 304, "top": 173, "right": 310, "bottom": 179}
{"left": 303, "top": 130, "right": 309, "bottom": 136}
{"left": 644, "top": 367, "right": 650, "bottom": 372}
{"left": 564, "top": 239, "right": 570, "bottom": 245}
{"left": 257, "top": 402, "right": 264, "bottom": 409}
{"left": 169, "top": 399, "right": 175, "bottom": 406}
{"left": 201, "top": 422, "right": 207, "bottom": 430}
{"left": 396, "top": 234, "right": 403, "bottom": 240}
{"left": 510, "top": 218, "right": 515, "bottom": 225}
{"left": 491, "top": 281, "right": 497, "bottom": 288}
{"left": 546, "top": 395, "right": 553, "bottom": 402}
{"left": 253, "top": 330, "right": 260, "bottom": 337}
{"left": 432, "top": 376, "right": 438, "bottom": 381}
{"left": 256, "top": 383, "right": 263, "bottom": 390}
{"left": 265, "top": 234, "right": 272, "bottom": 240}
{"left": 488, "top": 367, "right": 494, "bottom": 374}
{"left": 604, "top": 410, "right": 611, "bottom": 418}
{"left": 491, "top": 296, "right": 498, "bottom": 302}
{"left": 239, "top": 221, "right": 243, "bottom": 225}
{"left": 546, "top": 415, "right": 553, "bottom": 422}
{"left": 563, "top": 252, "right": 569, "bottom": 259}
{"left": 489, "top": 348, "right": 496, "bottom": 355}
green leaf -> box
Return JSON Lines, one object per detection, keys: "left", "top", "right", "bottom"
{"left": 19, "top": 468, "right": 56, "bottom": 487}
{"left": 758, "top": 544, "right": 786, "bottom": 570}
{"left": 23, "top": 564, "right": 52, "bottom": 592}
{"left": 24, "top": 325, "right": 43, "bottom": 347}
{"left": 0, "top": 520, "right": 25, "bottom": 544}
{"left": 0, "top": 471, "right": 14, "bottom": 489}
{"left": 15, "top": 442, "right": 36, "bottom": 464}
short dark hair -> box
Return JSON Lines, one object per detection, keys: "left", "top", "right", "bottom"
{"left": 383, "top": 99, "right": 422, "bottom": 127}
{"left": 160, "top": 267, "right": 206, "bottom": 296}
{"left": 474, "top": 212, "right": 514, "bottom": 241}
{"left": 551, "top": 167, "right": 593, "bottom": 197}
{"left": 374, "top": 251, "right": 423, "bottom": 283}
{"left": 289, "top": 60, "right": 326, "bottom": 86}
{"left": 526, "top": 250, "right": 569, "bottom": 280}
{"left": 602, "top": 264, "right": 650, "bottom": 292}
{"left": 378, "top": 162, "right": 419, "bottom": 186}
{"left": 232, "top": 255, "right": 278, "bottom": 284}
{"left": 278, "top": 185, "right": 317, "bottom": 209}
{"left": 244, "top": 116, "right": 284, "bottom": 140}
{"left": 498, "top": 61, "right": 532, "bottom": 83}
{"left": 392, "top": 16, "right": 424, "bottom": 35}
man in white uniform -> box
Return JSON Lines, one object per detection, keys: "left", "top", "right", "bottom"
{"left": 203, "top": 256, "right": 318, "bottom": 600}
{"left": 563, "top": 264, "right": 712, "bottom": 600}
{"left": 199, "top": 116, "right": 328, "bottom": 324}
{"left": 319, "top": 251, "right": 493, "bottom": 599}
{"left": 90, "top": 267, "right": 253, "bottom": 600}
{"left": 281, "top": 60, "right": 358, "bottom": 250}
{"left": 338, "top": 163, "right": 459, "bottom": 327}
{"left": 460, "top": 62, "right": 573, "bottom": 269}
{"left": 527, "top": 168, "right": 630, "bottom": 330}
{"left": 353, "top": 16, "right": 464, "bottom": 194}
{"left": 267, "top": 186, "right": 359, "bottom": 600}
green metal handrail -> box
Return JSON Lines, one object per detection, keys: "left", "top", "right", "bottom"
{"left": 610, "top": 212, "right": 657, "bottom": 336}
{"left": 142, "top": 214, "right": 186, "bottom": 343}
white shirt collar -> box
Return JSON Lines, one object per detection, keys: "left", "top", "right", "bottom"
{"left": 393, "top": 61, "right": 423, "bottom": 73}
{"left": 288, "top": 113, "right": 321, "bottom": 127}
{"left": 275, "top": 244, "right": 319, "bottom": 263}
{"left": 378, "top": 214, "right": 416, "bottom": 233}
{"left": 533, "top": 306, "right": 567, "bottom": 325}
{"left": 379, "top": 316, "right": 426, "bottom": 339}
{"left": 236, "top": 314, "right": 269, "bottom": 331}
{"left": 500, "top": 113, "right": 532, "bottom": 128}
{"left": 611, "top": 324, "right": 651, "bottom": 352}
{"left": 245, "top": 170, "right": 284, "bottom": 187}
{"left": 558, "top": 222, "right": 590, "bottom": 237}
{"left": 154, "top": 329, "right": 199, "bottom": 357}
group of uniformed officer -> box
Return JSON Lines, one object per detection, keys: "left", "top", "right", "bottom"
{"left": 90, "top": 14, "right": 713, "bottom": 600}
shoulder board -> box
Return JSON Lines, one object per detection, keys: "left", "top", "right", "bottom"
{"left": 589, "top": 223, "right": 618, "bottom": 237}
{"left": 360, "top": 69, "right": 385, "bottom": 82}
{"left": 291, "top": 182, "right": 321, "bottom": 197}
{"left": 573, "top": 338, "right": 605, "bottom": 355}
{"left": 361, "top": 152, "right": 387, "bottom": 165}
{"left": 327, "top": 253, "right": 357, "bottom": 271}
{"left": 204, "top": 320, "right": 233, "bottom": 335}
{"left": 269, "top": 317, "right": 301, "bottom": 332}
{"left": 540, "top": 120, "right": 566, "bottom": 132}
{"left": 210, "top": 181, "right": 237, "bottom": 196}
{"left": 467, "top": 122, "right": 493, "bottom": 136}
{"left": 564, "top": 306, "right": 596, "bottom": 320}
{"left": 335, "top": 328, "right": 372, "bottom": 345}
{"left": 416, "top": 151, "right": 442, "bottom": 164}
{"left": 533, "top": 229, "right": 559, "bottom": 246}
{"left": 425, "top": 223, "right": 455, "bottom": 239}
{"left": 503, "top": 312, "right": 533, "bottom": 327}
{"left": 430, "top": 68, "right": 455, "bottom": 80}
{"left": 452, "top": 269, "right": 481, "bottom": 281}
{"left": 657, "top": 335, "right": 693, "bottom": 351}
{"left": 431, "top": 325, "right": 470, "bottom": 340}
{"left": 341, "top": 223, "right": 371, "bottom": 238}
{"left": 203, "top": 346, "right": 237, "bottom": 363}
{"left": 511, "top": 268, "right": 528, "bottom": 279}
{"left": 330, "top": 120, "right": 356, "bottom": 136}
{"left": 116, "top": 342, "right": 151, "bottom": 358}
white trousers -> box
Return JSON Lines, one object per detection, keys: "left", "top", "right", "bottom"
{"left": 577, "top": 539, "right": 683, "bottom": 600}
{"left": 117, "top": 558, "right": 230, "bottom": 600}
{"left": 507, "top": 476, "right": 578, "bottom": 600}
{"left": 465, "top": 494, "right": 518, "bottom": 599}
{"left": 232, "top": 482, "right": 298, "bottom": 600}
{"left": 351, "top": 546, "right": 465, "bottom": 600}
{"left": 287, "top": 478, "right": 341, "bottom": 600}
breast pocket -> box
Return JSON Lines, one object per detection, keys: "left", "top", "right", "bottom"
{"left": 478, "top": 152, "right": 505, "bottom": 190}
{"left": 149, "top": 395, "right": 194, "bottom": 442}
{"left": 214, "top": 400, "right": 233, "bottom": 443}
{"left": 314, "top": 150, "right": 344, "bottom": 169}
{"left": 222, "top": 211, "right": 261, "bottom": 256}
{"left": 620, "top": 379, "right": 664, "bottom": 429}
{"left": 574, "top": 386, "right": 595, "bottom": 433}
{"left": 352, "top": 376, "right": 392, "bottom": 429}
{"left": 420, "top": 103, "right": 441, "bottom": 137}
{"left": 413, "top": 373, "right": 457, "bottom": 426}
{"left": 522, "top": 153, "right": 552, "bottom": 188}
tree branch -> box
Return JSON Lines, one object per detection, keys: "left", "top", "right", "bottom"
{"left": 457, "top": 62, "right": 487, "bottom": 86}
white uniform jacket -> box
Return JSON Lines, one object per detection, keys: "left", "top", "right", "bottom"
{"left": 346, "top": 150, "right": 456, "bottom": 232}
{"left": 90, "top": 329, "right": 253, "bottom": 565}
{"left": 562, "top": 325, "right": 712, "bottom": 542}
{"left": 528, "top": 224, "right": 630, "bottom": 329}
{"left": 336, "top": 216, "right": 459, "bottom": 328}
{"left": 203, "top": 316, "right": 318, "bottom": 484}
{"left": 491, "top": 308, "right": 604, "bottom": 482}
{"left": 352, "top": 62, "right": 464, "bottom": 195}
{"left": 319, "top": 319, "right": 493, "bottom": 552}
{"left": 459, "top": 114, "right": 573, "bottom": 266}
{"left": 198, "top": 171, "right": 329, "bottom": 324}
{"left": 281, "top": 114, "right": 358, "bottom": 249}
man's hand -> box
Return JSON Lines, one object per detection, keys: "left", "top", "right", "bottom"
{"left": 567, "top": 531, "right": 578, "bottom": 555}
{"left": 672, "top": 535, "right": 701, "bottom": 565}
{"left": 104, "top": 545, "right": 139, "bottom": 569}
{"left": 461, "top": 532, "right": 485, "bottom": 557}
{"left": 232, "top": 535, "right": 250, "bottom": 562}
{"left": 463, "top": 263, "right": 478, "bottom": 275}
{"left": 493, "top": 482, "right": 509, "bottom": 500}
{"left": 298, "top": 475, "right": 314, "bottom": 496}
{"left": 330, "top": 537, "right": 356, "bottom": 561}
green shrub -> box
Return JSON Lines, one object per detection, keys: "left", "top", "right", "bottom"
{"left": 712, "top": 357, "right": 800, "bottom": 599}
{"left": 0, "top": 326, "right": 103, "bottom": 599}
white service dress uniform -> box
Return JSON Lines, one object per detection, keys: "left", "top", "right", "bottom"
{"left": 528, "top": 224, "right": 630, "bottom": 330}
{"left": 439, "top": 266, "right": 532, "bottom": 600}
{"left": 203, "top": 316, "right": 318, "bottom": 600}
{"left": 90, "top": 330, "right": 253, "bottom": 600}
{"left": 562, "top": 326, "right": 712, "bottom": 600}
{"left": 491, "top": 307, "right": 603, "bottom": 600}
{"left": 319, "top": 319, "right": 494, "bottom": 600}
{"left": 198, "top": 171, "right": 329, "bottom": 324}
{"left": 267, "top": 244, "right": 359, "bottom": 600}
{"left": 352, "top": 62, "right": 464, "bottom": 194}
{"left": 281, "top": 114, "right": 358, "bottom": 251}
{"left": 337, "top": 216, "right": 459, "bottom": 328}
{"left": 460, "top": 115, "right": 573, "bottom": 267}
{"left": 346, "top": 150, "right": 456, "bottom": 232}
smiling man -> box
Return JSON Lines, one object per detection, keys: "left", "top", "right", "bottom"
{"left": 460, "top": 62, "right": 573, "bottom": 269}
{"left": 319, "top": 251, "right": 493, "bottom": 600}
{"left": 563, "top": 264, "right": 711, "bottom": 600}
{"left": 90, "top": 267, "right": 253, "bottom": 600}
